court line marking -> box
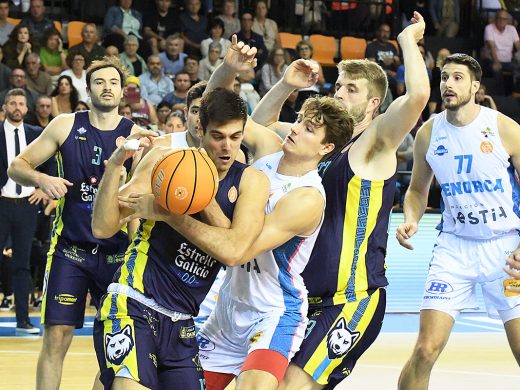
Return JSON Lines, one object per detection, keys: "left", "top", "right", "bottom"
{"left": 0, "top": 350, "right": 95, "bottom": 355}
{"left": 454, "top": 320, "right": 503, "bottom": 331}
{"left": 358, "top": 364, "right": 520, "bottom": 378}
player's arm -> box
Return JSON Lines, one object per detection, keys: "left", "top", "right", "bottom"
{"left": 8, "top": 114, "right": 75, "bottom": 198}
{"left": 374, "top": 12, "right": 430, "bottom": 151}
{"left": 243, "top": 116, "right": 283, "bottom": 160}
{"left": 251, "top": 59, "right": 319, "bottom": 138}
{"left": 497, "top": 114, "right": 520, "bottom": 292}
{"left": 238, "top": 187, "right": 324, "bottom": 262}
{"left": 91, "top": 130, "right": 157, "bottom": 239}
{"left": 396, "top": 120, "right": 434, "bottom": 250}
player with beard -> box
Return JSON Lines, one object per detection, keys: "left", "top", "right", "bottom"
{"left": 250, "top": 12, "right": 430, "bottom": 389}
{"left": 396, "top": 53, "right": 520, "bottom": 389}
{"left": 8, "top": 56, "right": 156, "bottom": 390}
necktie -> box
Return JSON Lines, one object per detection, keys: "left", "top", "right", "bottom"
{"left": 14, "top": 128, "right": 21, "bottom": 195}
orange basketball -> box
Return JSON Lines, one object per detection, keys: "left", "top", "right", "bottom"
{"left": 151, "top": 149, "right": 219, "bottom": 215}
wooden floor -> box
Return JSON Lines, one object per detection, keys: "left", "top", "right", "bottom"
{"left": 0, "top": 332, "right": 518, "bottom": 389}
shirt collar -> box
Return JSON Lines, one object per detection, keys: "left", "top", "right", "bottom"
{"left": 4, "top": 119, "right": 24, "bottom": 133}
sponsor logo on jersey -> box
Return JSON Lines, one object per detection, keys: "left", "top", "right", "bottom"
{"left": 80, "top": 182, "right": 98, "bottom": 202}
{"left": 196, "top": 332, "right": 216, "bottom": 351}
{"left": 228, "top": 186, "right": 237, "bottom": 203}
{"left": 454, "top": 206, "right": 507, "bottom": 225}
{"left": 54, "top": 293, "right": 78, "bottom": 305}
{"left": 434, "top": 145, "right": 448, "bottom": 156}
{"left": 76, "top": 127, "right": 87, "bottom": 135}
{"left": 175, "top": 242, "right": 217, "bottom": 281}
{"left": 106, "top": 253, "right": 125, "bottom": 265}
{"left": 481, "top": 127, "right": 494, "bottom": 138}
{"left": 480, "top": 141, "right": 493, "bottom": 154}
{"left": 62, "top": 246, "right": 86, "bottom": 262}
{"left": 248, "top": 331, "right": 263, "bottom": 346}
{"left": 426, "top": 280, "right": 453, "bottom": 294}
{"left": 149, "top": 353, "right": 157, "bottom": 367}
{"left": 180, "top": 325, "right": 196, "bottom": 339}
{"left": 440, "top": 178, "right": 504, "bottom": 197}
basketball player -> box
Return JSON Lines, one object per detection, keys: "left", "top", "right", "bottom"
{"left": 396, "top": 53, "right": 520, "bottom": 389}
{"left": 8, "top": 56, "right": 156, "bottom": 390}
{"left": 249, "top": 12, "right": 430, "bottom": 389}
{"left": 505, "top": 256, "right": 520, "bottom": 294}
{"left": 91, "top": 87, "right": 270, "bottom": 389}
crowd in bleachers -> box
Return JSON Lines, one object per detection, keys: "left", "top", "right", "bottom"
{"left": 1, "top": 0, "right": 520, "bottom": 320}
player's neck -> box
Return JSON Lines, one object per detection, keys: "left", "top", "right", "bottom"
{"left": 445, "top": 103, "right": 481, "bottom": 127}
{"left": 278, "top": 154, "right": 316, "bottom": 177}
{"left": 186, "top": 131, "right": 200, "bottom": 148}
{"left": 88, "top": 109, "right": 121, "bottom": 130}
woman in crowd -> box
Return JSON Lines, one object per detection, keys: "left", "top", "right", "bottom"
{"left": 252, "top": 0, "right": 280, "bottom": 52}
{"left": 39, "top": 28, "right": 67, "bottom": 76}
{"left": 200, "top": 18, "right": 230, "bottom": 58}
{"left": 259, "top": 46, "right": 288, "bottom": 96}
{"left": 3, "top": 24, "right": 38, "bottom": 69}
{"left": 60, "top": 52, "right": 88, "bottom": 102}
{"left": 50, "top": 75, "right": 79, "bottom": 116}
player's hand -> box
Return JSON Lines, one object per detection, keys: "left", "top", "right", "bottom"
{"left": 224, "top": 35, "right": 258, "bottom": 72}
{"left": 118, "top": 192, "right": 169, "bottom": 224}
{"left": 282, "top": 59, "right": 319, "bottom": 89}
{"left": 36, "top": 174, "right": 73, "bottom": 199}
{"left": 398, "top": 11, "right": 425, "bottom": 43}
{"left": 28, "top": 187, "right": 50, "bottom": 205}
{"left": 109, "top": 129, "right": 157, "bottom": 166}
{"left": 504, "top": 249, "right": 520, "bottom": 294}
{"left": 396, "top": 222, "right": 418, "bottom": 250}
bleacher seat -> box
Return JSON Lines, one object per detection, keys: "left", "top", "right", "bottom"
{"left": 279, "top": 32, "right": 302, "bottom": 50}
{"left": 67, "top": 21, "right": 86, "bottom": 47}
{"left": 340, "top": 36, "right": 367, "bottom": 60}
{"left": 309, "top": 34, "right": 337, "bottom": 67}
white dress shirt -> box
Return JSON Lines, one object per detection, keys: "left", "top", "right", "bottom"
{"left": 2, "top": 119, "right": 34, "bottom": 198}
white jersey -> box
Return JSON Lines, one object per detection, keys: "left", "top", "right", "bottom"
{"left": 426, "top": 107, "right": 520, "bottom": 239}
{"left": 169, "top": 131, "right": 189, "bottom": 149}
{"left": 220, "top": 151, "right": 325, "bottom": 314}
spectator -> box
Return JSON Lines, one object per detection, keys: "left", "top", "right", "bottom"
{"left": 233, "top": 74, "right": 260, "bottom": 114}
{"left": 0, "top": 68, "right": 38, "bottom": 110}
{"left": 252, "top": 0, "right": 281, "bottom": 53}
{"left": 294, "top": 39, "right": 324, "bottom": 111}
{"left": 103, "top": 0, "right": 144, "bottom": 53}
{"left": 50, "top": 75, "right": 79, "bottom": 116}
{"left": 24, "top": 52, "right": 53, "bottom": 96}
{"left": 200, "top": 18, "right": 230, "bottom": 58}
{"left": 104, "top": 45, "right": 120, "bottom": 58}
{"left": 395, "top": 133, "right": 414, "bottom": 206}
{"left": 122, "top": 75, "right": 158, "bottom": 127}
{"left": 161, "top": 71, "right": 191, "bottom": 105}
{"left": 365, "top": 23, "right": 400, "bottom": 95}
{"left": 216, "top": 0, "right": 240, "bottom": 39}
{"left": 259, "top": 46, "right": 288, "bottom": 96}
{"left": 0, "top": 47, "right": 11, "bottom": 91}
{"left": 163, "top": 110, "right": 186, "bottom": 133}
{"left": 119, "top": 34, "right": 147, "bottom": 76}
{"left": 67, "top": 23, "right": 105, "bottom": 68}
{"left": 60, "top": 53, "right": 88, "bottom": 102}
{"left": 184, "top": 55, "right": 201, "bottom": 85}
{"left": 156, "top": 101, "right": 172, "bottom": 131}
{"left": 73, "top": 100, "right": 89, "bottom": 111}
{"left": 20, "top": 0, "right": 54, "bottom": 46}
{"left": 236, "top": 11, "right": 268, "bottom": 69}
{"left": 0, "top": 0, "right": 14, "bottom": 45}
{"left": 428, "top": 47, "right": 450, "bottom": 117}
{"left": 0, "top": 88, "right": 56, "bottom": 334}
{"left": 279, "top": 89, "right": 299, "bottom": 124}
{"left": 180, "top": 0, "right": 208, "bottom": 56}
{"left": 24, "top": 94, "right": 53, "bottom": 128}
{"left": 38, "top": 28, "right": 67, "bottom": 77}
{"left": 118, "top": 102, "right": 133, "bottom": 119}
{"left": 429, "top": 0, "right": 460, "bottom": 38}
{"left": 138, "top": 54, "right": 174, "bottom": 106}
{"left": 3, "top": 24, "right": 38, "bottom": 70}
{"left": 396, "top": 43, "right": 431, "bottom": 96}
{"left": 198, "top": 41, "right": 223, "bottom": 81}
{"left": 475, "top": 84, "right": 498, "bottom": 109}
{"left": 482, "top": 10, "right": 520, "bottom": 95}
{"left": 143, "top": 0, "right": 181, "bottom": 54}
{"left": 159, "top": 33, "right": 188, "bottom": 78}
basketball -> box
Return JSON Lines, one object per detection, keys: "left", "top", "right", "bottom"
{"left": 151, "top": 149, "right": 219, "bottom": 215}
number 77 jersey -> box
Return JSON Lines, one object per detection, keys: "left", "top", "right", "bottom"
{"left": 426, "top": 107, "right": 520, "bottom": 239}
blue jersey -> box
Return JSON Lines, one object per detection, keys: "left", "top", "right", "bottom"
{"left": 302, "top": 137, "right": 396, "bottom": 308}
{"left": 115, "top": 159, "right": 248, "bottom": 316}
{"left": 51, "top": 111, "right": 133, "bottom": 251}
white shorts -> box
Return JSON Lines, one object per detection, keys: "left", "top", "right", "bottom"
{"left": 422, "top": 232, "right": 520, "bottom": 323}
{"left": 197, "top": 290, "right": 308, "bottom": 376}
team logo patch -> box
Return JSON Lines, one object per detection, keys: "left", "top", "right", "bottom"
{"left": 481, "top": 127, "right": 494, "bottom": 137}
{"left": 89, "top": 176, "right": 98, "bottom": 185}
{"left": 76, "top": 127, "right": 87, "bottom": 135}
{"left": 174, "top": 186, "right": 188, "bottom": 200}
{"left": 248, "top": 331, "right": 263, "bottom": 346}
{"left": 480, "top": 141, "right": 493, "bottom": 154}
{"left": 326, "top": 318, "right": 360, "bottom": 359}
{"left": 434, "top": 145, "right": 448, "bottom": 156}
{"left": 196, "top": 332, "right": 216, "bottom": 351}
{"left": 228, "top": 186, "right": 238, "bottom": 203}
{"left": 105, "top": 324, "right": 135, "bottom": 366}
{"left": 426, "top": 280, "right": 453, "bottom": 294}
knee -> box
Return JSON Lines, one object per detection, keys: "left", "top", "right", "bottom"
{"left": 412, "top": 340, "right": 444, "bottom": 367}
{"left": 42, "top": 325, "right": 74, "bottom": 353}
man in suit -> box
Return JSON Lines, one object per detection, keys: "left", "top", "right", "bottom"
{"left": 0, "top": 88, "right": 55, "bottom": 334}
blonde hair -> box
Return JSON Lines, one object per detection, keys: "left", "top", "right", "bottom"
{"left": 337, "top": 59, "right": 388, "bottom": 101}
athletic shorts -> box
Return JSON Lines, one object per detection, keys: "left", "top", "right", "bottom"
{"left": 197, "top": 290, "right": 307, "bottom": 379}
{"left": 94, "top": 292, "right": 205, "bottom": 390}
{"left": 291, "top": 288, "right": 386, "bottom": 388}
{"left": 41, "top": 237, "right": 126, "bottom": 328}
{"left": 422, "top": 232, "right": 520, "bottom": 323}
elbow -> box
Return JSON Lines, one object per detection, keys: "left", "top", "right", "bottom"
{"left": 219, "top": 246, "right": 250, "bottom": 267}
{"left": 91, "top": 222, "right": 115, "bottom": 240}
{"left": 7, "top": 159, "right": 21, "bottom": 182}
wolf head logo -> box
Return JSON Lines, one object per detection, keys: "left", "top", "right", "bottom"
{"left": 105, "top": 324, "right": 135, "bottom": 366}
{"left": 326, "top": 318, "right": 360, "bottom": 359}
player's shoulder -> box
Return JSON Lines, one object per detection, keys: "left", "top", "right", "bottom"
{"left": 241, "top": 165, "right": 270, "bottom": 189}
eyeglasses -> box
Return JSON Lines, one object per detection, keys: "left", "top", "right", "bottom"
{"left": 11, "top": 74, "right": 25, "bottom": 78}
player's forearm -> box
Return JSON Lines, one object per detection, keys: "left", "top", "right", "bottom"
{"left": 251, "top": 79, "right": 294, "bottom": 127}
{"left": 399, "top": 33, "right": 430, "bottom": 102}
{"left": 403, "top": 188, "right": 428, "bottom": 225}
{"left": 8, "top": 157, "right": 46, "bottom": 187}
{"left": 163, "top": 214, "right": 260, "bottom": 266}
{"left": 92, "top": 160, "right": 125, "bottom": 238}
{"left": 206, "top": 61, "right": 236, "bottom": 93}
